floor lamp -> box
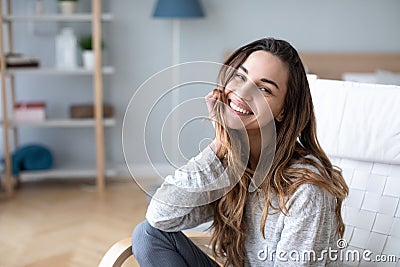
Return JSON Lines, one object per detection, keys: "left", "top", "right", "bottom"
{"left": 153, "top": 0, "right": 205, "bottom": 165}
{"left": 153, "top": 0, "right": 205, "bottom": 67}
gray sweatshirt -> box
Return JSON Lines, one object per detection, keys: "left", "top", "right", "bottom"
{"left": 146, "top": 146, "right": 342, "bottom": 266}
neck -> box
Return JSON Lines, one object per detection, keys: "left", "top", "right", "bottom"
{"left": 247, "top": 129, "right": 262, "bottom": 170}
{"left": 246, "top": 123, "right": 276, "bottom": 170}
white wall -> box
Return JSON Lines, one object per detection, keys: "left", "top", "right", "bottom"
{"left": 1, "top": 0, "right": 400, "bottom": 171}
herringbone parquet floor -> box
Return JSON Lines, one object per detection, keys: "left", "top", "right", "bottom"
{"left": 0, "top": 178, "right": 148, "bottom": 267}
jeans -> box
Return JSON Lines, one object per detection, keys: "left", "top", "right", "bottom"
{"left": 132, "top": 220, "right": 219, "bottom": 267}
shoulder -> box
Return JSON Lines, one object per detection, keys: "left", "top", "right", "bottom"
{"left": 290, "top": 154, "right": 322, "bottom": 175}
{"left": 286, "top": 155, "right": 336, "bottom": 214}
{"left": 286, "top": 183, "right": 336, "bottom": 217}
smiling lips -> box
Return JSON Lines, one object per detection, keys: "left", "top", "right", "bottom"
{"left": 228, "top": 99, "right": 253, "bottom": 116}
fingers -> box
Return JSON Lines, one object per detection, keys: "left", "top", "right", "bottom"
{"left": 205, "top": 90, "right": 217, "bottom": 111}
{"left": 205, "top": 89, "right": 223, "bottom": 132}
{"left": 205, "top": 90, "right": 219, "bottom": 101}
{"left": 205, "top": 89, "right": 222, "bottom": 110}
{"left": 206, "top": 89, "right": 224, "bottom": 158}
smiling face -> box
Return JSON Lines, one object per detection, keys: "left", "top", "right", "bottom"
{"left": 223, "top": 50, "right": 288, "bottom": 131}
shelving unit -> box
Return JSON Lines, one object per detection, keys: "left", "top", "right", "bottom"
{"left": 2, "top": 118, "right": 116, "bottom": 128}
{"left": 19, "top": 164, "right": 118, "bottom": 181}
{"left": 3, "top": 13, "right": 113, "bottom": 22}
{"left": 0, "top": 0, "right": 113, "bottom": 196}
{"left": 6, "top": 66, "right": 115, "bottom": 75}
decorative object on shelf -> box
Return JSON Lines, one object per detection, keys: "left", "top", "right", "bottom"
{"left": 70, "top": 103, "right": 114, "bottom": 118}
{"left": 55, "top": 27, "right": 78, "bottom": 69}
{"left": 10, "top": 144, "right": 53, "bottom": 175}
{"left": 58, "top": 0, "right": 78, "bottom": 14}
{"left": 13, "top": 102, "right": 46, "bottom": 122}
{"left": 78, "top": 35, "right": 105, "bottom": 69}
{"left": 3, "top": 53, "right": 40, "bottom": 68}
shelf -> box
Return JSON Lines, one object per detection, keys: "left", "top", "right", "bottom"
{"left": 3, "top": 13, "right": 113, "bottom": 22}
{"left": 2, "top": 118, "right": 116, "bottom": 128}
{"left": 0, "top": 0, "right": 110, "bottom": 194}
{"left": 19, "top": 164, "right": 118, "bottom": 181}
{"left": 7, "top": 66, "right": 115, "bottom": 75}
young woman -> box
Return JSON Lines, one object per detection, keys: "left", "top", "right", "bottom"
{"left": 132, "top": 38, "right": 348, "bottom": 266}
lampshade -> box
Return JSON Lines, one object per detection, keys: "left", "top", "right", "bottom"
{"left": 153, "top": 0, "right": 204, "bottom": 18}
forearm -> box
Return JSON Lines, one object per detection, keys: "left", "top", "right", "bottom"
{"left": 146, "top": 145, "right": 230, "bottom": 231}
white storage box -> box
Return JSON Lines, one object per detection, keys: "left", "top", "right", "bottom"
{"left": 14, "top": 102, "right": 46, "bottom": 122}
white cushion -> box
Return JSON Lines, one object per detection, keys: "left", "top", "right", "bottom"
{"left": 310, "top": 79, "right": 400, "bottom": 164}
{"left": 375, "top": 69, "right": 400, "bottom": 86}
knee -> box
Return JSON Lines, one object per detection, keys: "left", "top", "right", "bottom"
{"left": 131, "top": 220, "right": 157, "bottom": 258}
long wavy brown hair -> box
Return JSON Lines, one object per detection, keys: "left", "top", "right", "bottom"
{"left": 209, "top": 38, "right": 349, "bottom": 267}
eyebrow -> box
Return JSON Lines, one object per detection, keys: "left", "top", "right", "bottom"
{"left": 239, "top": 65, "right": 280, "bottom": 90}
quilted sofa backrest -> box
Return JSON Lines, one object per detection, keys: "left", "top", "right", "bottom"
{"left": 310, "top": 79, "right": 400, "bottom": 266}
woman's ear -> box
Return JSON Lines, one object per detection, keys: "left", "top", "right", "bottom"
{"left": 276, "top": 109, "right": 285, "bottom": 122}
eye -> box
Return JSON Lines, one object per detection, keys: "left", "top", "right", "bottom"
{"left": 260, "top": 87, "right": 272, "bottom": 94}
{"left": 234, "top": 73, "right": 246, "bottom": 81}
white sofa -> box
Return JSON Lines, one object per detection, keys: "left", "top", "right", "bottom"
{"left": 310, "top": 78, "right": 400, "bottom": 267}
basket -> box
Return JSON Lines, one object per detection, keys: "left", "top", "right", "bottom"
{"left": 70, "top": 103, "right": 114, "bottom": 118}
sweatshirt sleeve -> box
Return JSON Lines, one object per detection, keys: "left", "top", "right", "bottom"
{"left": 146, "top": 145, "right": 230, "bottom": 232}
{"left": 274, "top": 184, "right": 339, "bottom": 266}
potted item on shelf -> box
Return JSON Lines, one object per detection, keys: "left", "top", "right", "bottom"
{"left": 78, "top": 35, "right": 105, "bottom": 70}
{"left": 58, "top": 0, "right": 78, "bottom": 14}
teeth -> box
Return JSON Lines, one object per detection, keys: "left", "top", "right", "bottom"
{"left": 229, "top": 101, "right": 251, "bottom": 115}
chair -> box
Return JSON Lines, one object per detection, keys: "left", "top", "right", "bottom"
{"left": 309, "top": 79, "right": 400, "bottom": 266}
{"left": 99, "top": 232, "right": 224, "bottom": 267}
{"left": 101, "top": 79, "right": 400, "bottom": 266}
{"left": 99, "top": 237, "right": 133, "bottom": 267}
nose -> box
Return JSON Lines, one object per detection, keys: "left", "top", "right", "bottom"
{"left": 231, "top": 80, "right": 255, "bottom": 101}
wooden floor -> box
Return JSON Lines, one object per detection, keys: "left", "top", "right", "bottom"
{"left": 0, "top": 178, "right": 148, "bottom": 267}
